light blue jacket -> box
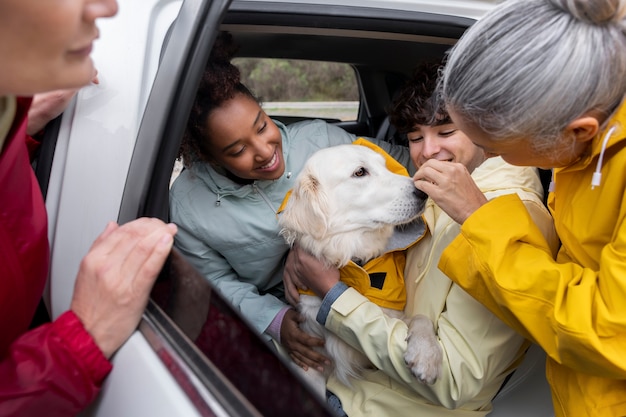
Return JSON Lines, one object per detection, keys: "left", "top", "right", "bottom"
{"left": 169, "top": 119, "right": 411, "bottom": 338}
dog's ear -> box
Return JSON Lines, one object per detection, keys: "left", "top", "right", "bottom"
{"left": 280, "top": 171, "right": 330, "bottom": 241}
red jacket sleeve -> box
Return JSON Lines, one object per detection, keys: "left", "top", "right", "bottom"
{"left": 0, "top": 97, "right": 112, "bottom": 416}
{"left": 0, "top": 311, "right": 112, "bottom": 417}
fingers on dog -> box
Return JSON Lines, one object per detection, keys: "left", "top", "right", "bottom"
{"left": 288, "top": 342, "right": 325, "bottom": 371}
{"left": 284, "top": 283, "right": 300, "bottom": 306}
{"left": 300, "top": 329, "right": 326, "bottom": 349}
{"left": 413, "top": 163, "right": 441, "bottom": 187}
{"left": 290, "top": 353, "right": 308, "bottom": 370}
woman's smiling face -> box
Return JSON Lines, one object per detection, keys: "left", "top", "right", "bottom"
{"left": 203, "top": 94, "right": 285, "bottom": 181}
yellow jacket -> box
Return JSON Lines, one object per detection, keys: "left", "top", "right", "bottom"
{"left": 298, "top": 241, "right": 417, "bottom": 311}
{"left": 334, "top": 250, "right": 412, "bottom": 311}
{"left": 326, "top": 157, "right": 558, "bottom": 416}
{"left": 439, "top": 102, "right": 626, "bottom": 416}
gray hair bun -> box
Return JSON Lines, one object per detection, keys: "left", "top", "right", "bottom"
{"left": 549, "top": 0, "right": 626, "bottom": 24}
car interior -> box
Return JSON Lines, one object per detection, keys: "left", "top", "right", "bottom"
{"left": 22, "top": 0, "right": 554, "bottom": 414}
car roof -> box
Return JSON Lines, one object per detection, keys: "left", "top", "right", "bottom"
{"left": 223, "top": 0, "right": 497, "bottom": 78}
{"left": 236, "top": 0, "right": 501, "bottom": 20}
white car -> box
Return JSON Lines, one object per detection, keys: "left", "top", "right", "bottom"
{"left": 36, "top": 0, "right": 555, "bottom": 415}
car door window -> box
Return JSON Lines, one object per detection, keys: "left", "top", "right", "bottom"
{"left": 149, "top": 249, "right": 333, "bottom": 416}
{"left": 235, "top": 58, "right": 359, "bottom": 123}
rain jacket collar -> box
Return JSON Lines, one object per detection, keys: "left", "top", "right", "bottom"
{"left": 556, "top": 101, "right": 626, "bottom": 186}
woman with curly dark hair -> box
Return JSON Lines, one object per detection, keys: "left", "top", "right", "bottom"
{"left": 169, "top": 32, "right": 411, "bottom": 372}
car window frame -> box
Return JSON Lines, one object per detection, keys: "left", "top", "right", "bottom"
{"left": 116, "top": 0, "right": 338, "bottom": 414}
{"left": 116, "top": 0, "right": 268, "bottom": 414}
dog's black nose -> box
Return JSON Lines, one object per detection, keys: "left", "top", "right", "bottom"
{"left": 413, "top": 188, "right": 428, "bottom": 200}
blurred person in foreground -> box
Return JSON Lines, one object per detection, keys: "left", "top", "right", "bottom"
{"left": 0, "top": 1, "right": 177, "bottom": 415}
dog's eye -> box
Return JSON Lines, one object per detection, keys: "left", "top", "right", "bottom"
{"left": 353, "top": 167, "right": 368, "bottom": 177}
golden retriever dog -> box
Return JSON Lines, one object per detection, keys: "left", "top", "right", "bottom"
{"left": 279, "top": 144, "right": 442, "bottom": 393}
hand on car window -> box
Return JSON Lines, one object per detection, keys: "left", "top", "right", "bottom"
{"left": 70, "top": 218, "right": 177, "bottom": 358}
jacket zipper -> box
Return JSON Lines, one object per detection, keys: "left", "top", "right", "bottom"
{"left": 252, "top": 182, "right": 277, "bottom": 214}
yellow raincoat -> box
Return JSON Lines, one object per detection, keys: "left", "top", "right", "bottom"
{"left": 439, "top": 102, "right": 626, "bottom": 416}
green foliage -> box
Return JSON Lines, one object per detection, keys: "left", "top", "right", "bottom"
{"left": 234, "top": 58, "right": 359, "bottom": 101}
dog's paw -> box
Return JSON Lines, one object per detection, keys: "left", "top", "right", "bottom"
{"left": 404, "top": 314, "right": 443, "bottom": 385}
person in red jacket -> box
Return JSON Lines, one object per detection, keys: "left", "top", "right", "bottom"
{"left": 0, "top": 1, "right": 177, "bottom": 416}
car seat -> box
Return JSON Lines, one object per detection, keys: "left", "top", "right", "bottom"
{"left": 490, "top": 343, "right": 554, "bottom": 416}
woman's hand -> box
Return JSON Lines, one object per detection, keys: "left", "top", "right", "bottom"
{"left": 283, "top": 244, "right": 340, "bottom": 305}
{"left": 70, "top": 218, "right": 177, "bottom": 358}
{"left": 280, "top": 309, "right": 329, "bottom": 372}
{"left": 413, "top": 159, "right": 488, "bottom": 224}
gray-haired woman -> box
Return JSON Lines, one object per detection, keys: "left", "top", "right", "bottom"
{"left": 414, "top": 0, "right": 626, "bottom": 416}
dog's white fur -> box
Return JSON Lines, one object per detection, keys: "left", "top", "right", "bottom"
{"left": 279, "top": 144, "right": 442, "bottom": 393}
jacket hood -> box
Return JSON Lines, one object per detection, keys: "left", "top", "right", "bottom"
{"left": 587, "top": 101, "right": 626, "bottom": 189}
{"left": 472, "top": 156, "right": 543, "bottom": 201}
{"left": 188, "top": 120, "right": 292, "bottom": 200}
{"left": 589, "top": 101, "right": 626, "bottom": 162}
{"left": 558, "top": 100, "right": 626, "bottom": 189}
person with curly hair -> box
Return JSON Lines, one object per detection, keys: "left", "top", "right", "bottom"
{"left": 169, "top": 32, "right": 412, "bottom": 371}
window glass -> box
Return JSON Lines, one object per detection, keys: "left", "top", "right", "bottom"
{"left": 150, "top": 250, "right": 334, "bottom": 416}
{"left": 234, "top": 58, "right": 359, "bottom": 121}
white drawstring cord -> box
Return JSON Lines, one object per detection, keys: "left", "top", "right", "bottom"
{"left": 591, "top": 125, "right": 616, "bottom": 190}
